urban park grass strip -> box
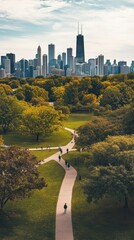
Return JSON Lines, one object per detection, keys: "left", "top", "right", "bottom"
{"left": 63, "top": 151, "right": 134, "bottom": 240}
{"left": 0, "top": 161, "right": 65, "bottom": 240}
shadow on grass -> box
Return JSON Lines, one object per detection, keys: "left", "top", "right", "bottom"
{"left": 0, "top": 208, "right": 55, "bottom": 240}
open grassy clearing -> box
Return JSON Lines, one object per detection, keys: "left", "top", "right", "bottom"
{"left": 63, "top": 113, "right": 95, "bottom": 129}
{"left": 2, "top": 128, "right": 72, "bottom": 148}
{"left": 0, "top": 161, "right": 65, "bottom": 240}
{"left": 31, "top": 149, "right": 58, "bottom": 162}
{"left": 63, "top": 151, "right": 134, "bottom": 240}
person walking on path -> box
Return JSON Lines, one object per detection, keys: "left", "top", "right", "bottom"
{"left": 64, "top": 203, "right": 67, "bottom": 214}
{"left": 66, "top": 148, "right": 69, "bottom": 154}
{"left": 60, "top": 148, "right": 63, "bottom": 154}
{"left": 58, "top": 155, "right": 61, "bottom": 161}
{"left": 67, "top": 163, "right": 70, "bottom": 169}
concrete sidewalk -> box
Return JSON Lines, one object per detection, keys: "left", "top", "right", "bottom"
{"left": 31, "top": 128, "right": 77, "bottom": 240}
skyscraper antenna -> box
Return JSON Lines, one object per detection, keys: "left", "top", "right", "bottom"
{"left": 81, "top": 24, "right": 82, "bottom": 35}
{"left": 78, "top": 22, "right": 79, "bottom": 35}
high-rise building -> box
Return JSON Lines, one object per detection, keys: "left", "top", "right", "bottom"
{"left": 111, "top": 60, "right": 118, "bottom": 74}
{"left": 62, "top": 52, "right": 66, "bottom": 67}
{"left": 5, "top": 57, "right": 11, "bottom": 75}
{"left": 37, "top": 45, "right": 42, "bottom": 75}
{"left": 1, "top": 56, "right": 6, "bottom": 68}
{"left": 67, "top": 48, "right": 73, "bottom": 68}
{"left": 42, "top": 54, "right": 47, "bottom": 77}
{"left": 118, "top": 61, "right": 127, "bottom": 73}
{"left": 19, "top": 58, "right": 29, "bottom": 78}
{"left": 57, "top": 54, "right": 62, "bottom": 68}
{"left": 88, "top": 58, "right": 96, "bottom": 76}
{"left": 130, "top": 61, "right": 134, "bottom": 72}
{"left": 97, "top": 54, "right": 104, "bottom": 76}
{"left": 48, "top": 44, "right": 55, "bottom": 65}
{"left": 6, "top": 53, "right": 15, "bottom": 74}
{"left": 104, "top": 59, "right": 112, "bottom": 75}
{"left": 0, "top": 68, "right": 6, "bottom": 78}
{"left": 76, "top": 24, "right": 85, "bottom": 63}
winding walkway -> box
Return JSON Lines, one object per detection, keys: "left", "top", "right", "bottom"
{"left": 30, "top": 128, "right": 77, "bottom": 240}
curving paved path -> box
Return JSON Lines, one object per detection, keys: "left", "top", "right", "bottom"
{"left": 30, "top": 128, "right": 77, "bottom": 240}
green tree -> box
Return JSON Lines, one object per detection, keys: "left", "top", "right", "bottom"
{"left": 84, "top": 135, "right": 134, "bottom": 208}
{"left": 116, "top": 82, "right": 134, "bottom": 105}
{"left": 20, "top": 106, "right": 61, "bottom": 141}
{"left": 64, "top": 80, "right": 79, "bottom": 105}
{"left": 76, "top": 117, "right": 117, "bottom": 148}
{"left": 90, "top": 78, "right": 103, "bottom": 96}
{"left": 100, "top": 86, "right": 122, "bottom": 109}
{"left": 0, "top": 96, "right": 24, "bottom": 134}
{"left": 82, "top": 93, "right": 98, "bottom": 105}
{"left": 0, "top": 84, "right": 13, "bottom": 95}
{"left": 51, "top": 86, "right": 65, "bottom": 101}
{"left": 0, "top": 146, "right": 46, "bottom": 211}
{"left": 123, "top": 104, "right": 134, "bottom": 134}
{"left": 9, "top": 80, "right": 20, "bottom": 89}
{"left": 15, "top": 84, "right": 48, "bottom": 102}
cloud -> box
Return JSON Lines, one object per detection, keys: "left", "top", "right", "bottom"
{"left": 0, "top": 0, "right": 134, "bottom": 64}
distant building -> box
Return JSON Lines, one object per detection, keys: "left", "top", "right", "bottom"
{"left": 48, "top": 43, "right": 55, "bottom": 71}
{"left": 5, "top": 57, "right": 11, "bottom": 75}
{"left": 76, "top": 24, "right": 85, "bottom": 63}
{"left": 42, "top": 54, "right": 47, "bottom": 77}
{"left": 67, "top": 48, "right": 73, "bottom": 69}
{"left": 118, "top": 61, "right": 127, "bottom": 73}
{"left": 130, "top": 61, "right": 134, "bottom": 72}
{"left": 6, "top": 53, "right": 15, "bottom": 74}
{"left": 62, "top": 52, "right": 66, "bottom": 67}
{"left": 37, "top": 45, "right": 42, "bottom": 75}
{"left": 104, "top": 59, "right": 111, "bottom": 75}
{"left": 0, "top": 68, "right": 6, "bottom": 78}
{"left": 97, "top": 54, "right": 104, "bottom": 76}
{"left": 88, "top": 58, "right": 96, "bottom": 76}
{"left": 1, "top": 56, "right": 6, "bottom": 68}
{"left": 111, "top": 59, "right": 118, "bottom": 74}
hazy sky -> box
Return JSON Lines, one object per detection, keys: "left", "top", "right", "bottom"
{"left": 0, "top": 0, "right": 134, "bottom": 64}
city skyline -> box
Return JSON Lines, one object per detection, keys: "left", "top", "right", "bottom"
{"left": 0, "top": 0, "right": 134, "bottom": 64}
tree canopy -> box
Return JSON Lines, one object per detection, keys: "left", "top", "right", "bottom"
{"left": 84, "top": 135, "right": 134, "bottom": 208}
{"left": 0, "top": 96, "right": 24, "bottom": 134}
{"left": 0, "top": 146, "right": 46, "bottom": 210}
{"left": 20, "top": 106, "right": 61, "bottom": 141}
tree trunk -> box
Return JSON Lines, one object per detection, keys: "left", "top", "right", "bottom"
{"left": 124, "top": 194, "right": 128, "bottom": 208}
{"left": 3, "top": 127, "right": 7, "bottom": 134}
{"left": 36, "top": 133, "right": 39, "bottom": 142}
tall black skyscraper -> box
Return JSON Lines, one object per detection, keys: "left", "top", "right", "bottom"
{"left": 6, "top": 53, "right": 15, "bottom": 74}
{"left": 76, "top": 24, "right": 85, "bottom": 63}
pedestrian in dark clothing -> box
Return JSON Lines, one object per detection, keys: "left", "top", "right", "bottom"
{"left": 65, "top": 160, "right": 68, "bottom": 166}
{"left": 58, "top": 155, "right": 61, "bottom": 161}
{"left": 64, "top": 203, "right": 67, "bottom": 213}
{"left": 66, "top": 148, "right": 69, "bottom": 153}
{"left": 60, "top": 148, "right": 63, "bottom": 154}
{"left": 67, "top": 163, "right": 70, "bottom": 169}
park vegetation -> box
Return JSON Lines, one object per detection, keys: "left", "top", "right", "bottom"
{"left": 0, "top": 73, "right": 134, "bottom": 211}
{"left": 0, "top": 146, "right": 46, "bottom": 211}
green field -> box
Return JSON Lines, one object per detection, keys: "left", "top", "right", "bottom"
{"left": 63, "top": 151, "right": 134, "bottom": 240}
{"left": 31, "top": 149, "right": 58, "bottom": 162}
{"left": 0, "top": 161, "right": 65, "bottom": 240}
{"left": 63, "top": 113, "right": 94, "bottom": 129}
{"left": 2, "top": 128, "right": 72, "bottom": 148}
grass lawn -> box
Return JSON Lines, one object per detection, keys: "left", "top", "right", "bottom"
{"left": 2, "top": 128, "right": 72, "bottom": 148}
{"left": 63, "top": 151, "right": 134, "bottom": 240}
{"left": 31, "top": 149, "right": 58, "bottom": 162}
{"left": 63, "top": 113, "right": 95, "bottom": 129}
{"left": 0, "top": 161, "right": 65, "bottom": 240}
